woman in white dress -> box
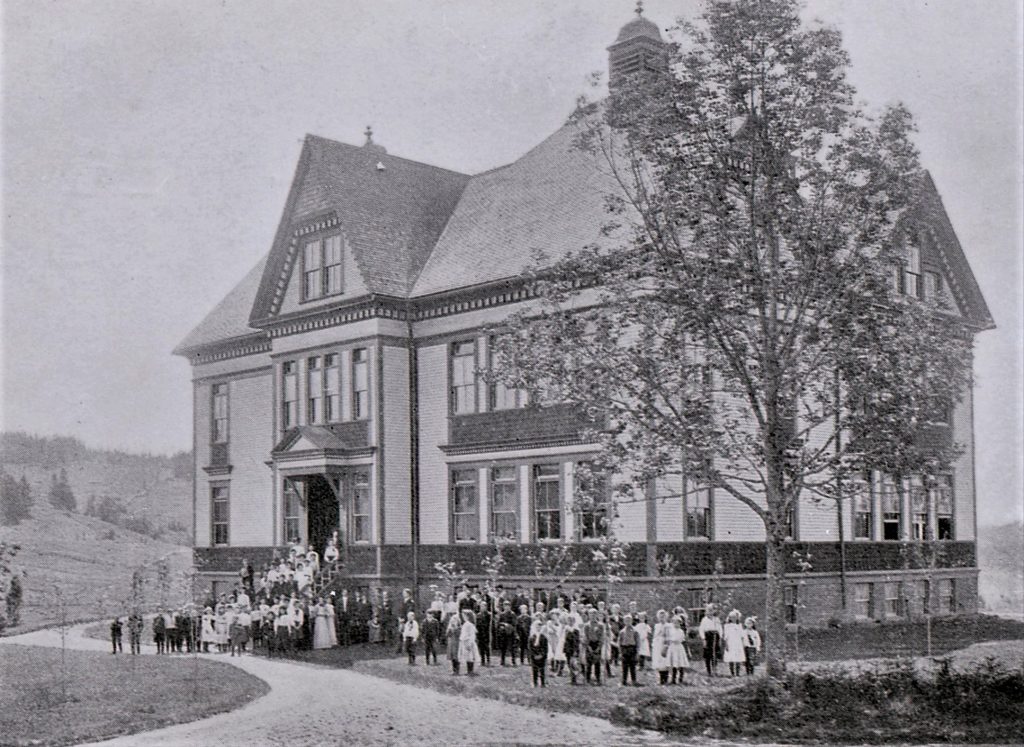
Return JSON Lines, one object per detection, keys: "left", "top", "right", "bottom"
{"left": 458, "top": 609, "right": 481, "bottom": 675}
{"left": 201, "top": 606, "right": 216, "bottom": 653}
{"left": 549, "top": 611, "right": 566, "bottom": 675}
{"left": 312, "top": 597, "right": 332, "bottom": 650}
{"left": 722, "top": 609, "right": 746, "bottom": 676}
{"left": 323, "top": 539, "right": 340, "bottom": 565}
{"left": 652, "top": 608, "right": 670, "bottom": 685}
{"left": 306, "top": 546, "right": 320, "bottom": 574}
{"left": 634, "top": 611, "right": 652, "bottom": 670}
{"left": 666, "top": 614, "right": 690, "bottom": 684}
{"left": 325, "top": 595, "right": 338, "bottom": 647}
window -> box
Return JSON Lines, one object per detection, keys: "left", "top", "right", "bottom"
{"left": 325, "top": 354, "right": 340, "bottom": 422}
{"left": 352, "top": 348, "right": 368, "bottom": 420}
{"left": 881, "top": 475, "right": 901, "bottom": 541}
{"left": 352, "top": 471, "right": 371, "bottom": 543}
{"left": 283, "top": 481, "right": 302, "bottom": 544}
{"left": 685, "top": 483, "right": 712, "bottom": 539}
{"left": 533, "top": 464, "right": 562, "bottom": 540}
{"left": 301, "top": 234, "right": 344, "bottom": 300}
{"left": 307, "top": 356, "right": 323, "bottom": 424}
{"left": 452, "top": 469, "right": 478, "bottom": 542}
{"left": 854, "top": 582, "right": 873, "bottom": 619}
{"left": 282, "top": 361, "right": 298, "bottom": 429}
{"left": 489, "top": 340, "right": 525, "bottom": 410}
{"left": 783, "top": 506, "right": 796, "bottom": 540}
{"left": 490, "top": 467, "right": 518, "bottom": 540}
{"left": 451, "top": 341, "right": 477, "bottom": 414}
{"left": 937, "top": 578, "right": 955, "bottom": 614}
{"left": 934, "top": 475, "right": 954, "bottom": 540}
{"left": 904, "top": 244, "right": 921, "bottom": 299}
{"left": 923, "top": 271, "right": 942, "bottom": 300}
{"left": 852, "top": 478, "right": 872, "bottom": 539}
{"left": 784, "top": 584, "right": 798, "bottom": 624}
{"left": 884, "top": 581, "right": 901, "bottom": 617}
{"left": 211, "top": 486, "right": 229, "bottom": 545}
{"left": 910, "top": 475, "right": 928, "bottom": 540}
{"left": 212, "top": 383, "right": 229, "bottom": 443}
{"left": 576, "top": 463, "right": 609, "bottom": 540}
{"left": 910, "top": 579, "right": 930, "bottom": 616}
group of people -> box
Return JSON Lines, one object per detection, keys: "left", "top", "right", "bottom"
{"left": 398, "top": 585, "right": 763, "bottom": 688}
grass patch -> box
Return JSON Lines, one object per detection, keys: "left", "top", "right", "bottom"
{"left": 249, "top": 640, "right": 399, "bottom": 668}
{"left": 0, "top": 643, "right": 269, "bottom": 747}
{"left": 608, "top": 657, "right": 1024, "bottom": 743}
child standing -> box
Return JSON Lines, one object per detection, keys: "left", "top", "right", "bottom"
{"left": 528, "top": 616, "right": 549, "bottom": 688}
{"left": 699, "top": 605, "right": 723, "bottom": 676}
{"left": 446, "top": 612, "right": 462, "bottom": 675}
{"left": 109, "top": 617, "right": 123, "bottom": 654}
{"left": 402, "top": 611, "right": 419, "bottom": 665}
{"left": 152, "top": 613, "right": 166, "bottom": 654}
{"left": 666, "top": 614, "right": 690, "bottom": 684}
{"left": 741, "top": 616, "right": 762, "bottom": 675}
{"left": 458, "top": 609, "right": 481, "bottom": 676}
{"left": 652, "top": 609, "right": 670, "bottom": 684}
{"left": 634, "top": 611, "right": 652, "bottom": 670}
{"left": 563, "top": 614, "right": 581, "bottom": 685}
{"left": 617, "top": 614, "right": 639, "bottom": 686}
{"left": 421, "top": 610, "right": 440, "bottom": 665}
{"left": 722, "top": 609, "right": 745, "bottom": 677}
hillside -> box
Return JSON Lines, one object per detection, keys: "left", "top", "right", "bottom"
{"left": 978, "top": 520, "right": 1024, "bottom": 615}
{"left": 0, "top": 498, "right": 192, "bottom": 630}
{"left": 0, "top": 432, "right": 192, "bottom": 544}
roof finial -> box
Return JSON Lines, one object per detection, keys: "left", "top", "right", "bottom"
{"left": 364, "top": 125, "right": 374, "bottom": 145}
{"left": 635, "top": 0, "right": 644, "bottom": 17}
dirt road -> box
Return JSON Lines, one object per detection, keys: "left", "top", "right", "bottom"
{"left": 2, "top": 624, "right": 665, "bottom": 746}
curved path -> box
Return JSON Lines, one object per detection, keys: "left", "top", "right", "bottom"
{"left": 2, "top": 624, "right": 666, "bottom": 746}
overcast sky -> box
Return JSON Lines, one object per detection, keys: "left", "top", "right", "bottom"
{"left": 2, "top": 0, "right": 1021, "bottom": 525}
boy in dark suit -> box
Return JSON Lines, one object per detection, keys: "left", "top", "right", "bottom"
{"left": 496, "top": 600, "right": 517, "bottom": 666}
{"left": 421, "top": 610, "right": 441, "bottom": 665}
{"left": 515, "top": 605, "right": 531, "bottom": 666}
{"left": 528, "top": 616, "right": 549, "bottom": 688}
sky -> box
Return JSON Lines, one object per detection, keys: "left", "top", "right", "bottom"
{"left": 1, "top": 0, "right": 1021, "bottom": 525}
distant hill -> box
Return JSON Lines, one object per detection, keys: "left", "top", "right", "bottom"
{"left": 0, "top": 497, "right": 193, "bottom": 630}
{"left": 0, "top": 432, "right": 192, "bottom": 545}
{"left": 978, "top": 520, "right": 1024, "bottom": 615}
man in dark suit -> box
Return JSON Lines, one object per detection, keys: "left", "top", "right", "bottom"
{"left": 397, "top": 589, "right": 416, "bottom": 653}
{"left": 515, "top": 604, "right": 532, "bottom": 666}
{"left": 336, "top": 589, "right": 351, "bottom": 646}
{"left": 496, "top": 600, "right": 517, "bottom": 666}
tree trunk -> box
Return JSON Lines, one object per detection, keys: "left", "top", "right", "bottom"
{"left": 764, "top": 531, "right": 788, "bottom": 679}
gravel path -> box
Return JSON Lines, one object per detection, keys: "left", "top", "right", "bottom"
{"left": 1, "top": 624, "right": 666, "bottom": 746}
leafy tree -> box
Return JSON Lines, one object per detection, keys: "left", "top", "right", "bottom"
{"left": 0, "top": 471, "right": 32, "bottom": 525}
{"left": 48, "top": 468, "right": 76, "bottom": 512}
{"left": 493, "top": 0, "right": 970, "bottom": 677}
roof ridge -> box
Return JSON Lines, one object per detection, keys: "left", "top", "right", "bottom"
{"left": 304, "top": 133, "right": 471, "bottom": 178}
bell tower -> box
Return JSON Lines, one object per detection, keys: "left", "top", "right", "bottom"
{"left": 607, "top": 1, "right": 668, "bottom": 87}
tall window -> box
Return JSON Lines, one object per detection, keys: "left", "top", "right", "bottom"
{"left": 910, "top": 475, "right": 928, "bottom": 540}
{"left": 352, "top": 471, "right": 371, "bottom": 542}
{"left": 533, "top": 464, "right": 561, "bottom": 540}
{"left": 352, "top": 348, "right": 368, "bottom": 420}
{"left": 452, "top": 469, "right": 478, "bottom": 542}
{"left": 282, "top": 361, "right": 298, "bottom": 429}
{"left": 490, "top": 467, "right": 518, "bottom": 540}
{"left": 685, "top": 483, "right": 712, "bottom": 539}
{"left": 784, "top": 584, "right": 798, "bottom": 624}
{"left": 576, "top": 463, "right": 609, "bottom": 540}
{"left": 283, "top": 481, "right": 302, "bottom": 544}
{"left": 212, "top": 383, "right": 229, "bottom": 443}
{"left": 910, "top": 579, "right": 930, "bottom": 616}
{"left": 852, "top": 478, "right": 872, "bottom": 539}
{"left": 854, "top": 582, "right": 873, "bottom": 619}
{"left": 302, "top": 234, "right": 344, "bottom": 300}
{"left": 923, "top": 271, "right": 942, "bottom": 300}
{"left": 884, "top": 581, "right": 901, "bottom": 617}
{"left": 307, "top": 356, "right": 323, "bottom": 424}
{"left": 211, "top": 486, "right": 229, "bottom": 545}
{"left": 881, "top": 475, "right": 901, "bottom": 540}
{"left": 937, "top": 578, "right": 955, "bottom": 614}
{"left": 489, "top": 340, "right": 525, "bottom": 410}
{"left": 451, "top": 341, "right": 477, "bottom": 414}
{"left": 935, "top": 475, "right": 954, "bottom": 540}
{"left": 325, "top": 353, "right": 340, "bottom": 422}
{"left": 904, "top": 244, "right": 921, "bottom": 298}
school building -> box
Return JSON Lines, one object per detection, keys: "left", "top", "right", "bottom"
{"left": 174, "top": 11, "right": 994, "bottom": 625}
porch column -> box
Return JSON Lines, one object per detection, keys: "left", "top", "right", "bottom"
{"left": 519, "top": 464, "right": 530, "bottom": 542}
{"left": 478, "top": 466, "right": 489, "bottom": 543}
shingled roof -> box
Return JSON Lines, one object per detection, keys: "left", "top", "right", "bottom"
{"left": 248, "top": 135, "right": 470, "bottom": 323}
{"left": 173, "top": 251, "right": 270, "bottom": 354}
{"left": 411, "top": 117, "right": 623, "bottom": 297}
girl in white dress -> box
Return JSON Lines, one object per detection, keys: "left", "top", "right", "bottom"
{"left": 634, "top": 611, "right": 652, "bottom": 670}
{"left": 312, "top": 597, "right": 332, "bottom": 650}
{"left": 666, "top": 614, "right": 690, "bottom": 683}
{"left": 741, "top": 616, "right": 761, "bottom": 675}
{"left": 214, "top": 604, "right": 230, "bottom": 652}
{"left": 458, "top": 609, "right": 481, "bottom": 675}
{"left": 550, "top": 611, "right": 567, "bottom": 675}
{"left": 651, "top": 609, "right": 670, "bottom": 685}
{"left": 325, "top": 596, "right": 338, "bottom": 647}
{"left": 201, "top": 607, "right": 216, "bottom": 653}
{"left": 722, "top": 609, "right": 746, "bottom": 676}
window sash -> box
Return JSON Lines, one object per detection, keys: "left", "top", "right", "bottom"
{"left": 282, "top": 362, "right": 298, "bottom": 429}
{"left": 324, "top": 355, "right": 340, "bottom": 422}
{"left": 303, "top": 240, "right": 323, "bottom": 300}
{"left": 534, "top": 466, "right": 561, "bottom": 540}
{"left": 352, "top": 349, "right": 368, "bottom": 420}
{"left": 212, "top": 487, "right": 229, "bottom": 545}
{"left": 283, "top": 484, "right": 302, "bottom": 544}
{"left": 490, "top": 468, "right": 518, "bottom": 540}
{"left": 212, "top": 384, "right": 229, "bottom": 443}
{"left": 451, "top": 342, "right": 476, "bottom": 414}
{"left": 352, "top": 472, "right": 371, "bottom": 543}
{"left": 452, "top": 470, "right": 478, "bottom": 542}
{"left": 854, "top": 583, "right": 872, "bottom": 618}
{"left": 324, "top": 236, "right": 343, "bottom": 294}
{"left": 307, "top": 357, "right": 323, "bottom": 424}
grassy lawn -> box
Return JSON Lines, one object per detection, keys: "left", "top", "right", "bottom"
{"left": 0, "top": 644, "right": 269, "bottom": 747}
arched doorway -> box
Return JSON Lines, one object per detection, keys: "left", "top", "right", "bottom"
{"left": 306, "top": 474, "right": 340, "bottom": 555}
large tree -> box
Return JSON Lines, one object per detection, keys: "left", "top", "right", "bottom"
{"left": 493, "top": 0, "right": 971, "bottom": 677}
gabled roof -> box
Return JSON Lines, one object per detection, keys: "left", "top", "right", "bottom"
{"left": 916, "top": 172, "right": 995, "bottom": 330}
{"left": 410, "top": 116, "right": 623, "bottom": 297}
{"left": 173, "top": 251, "right": 270, "bottom": 354}
{"left": 271, "top": 425, "right": 364, "bottom": 454}
{"left": 249, "top": 135, "right": 470, "bottom": 323}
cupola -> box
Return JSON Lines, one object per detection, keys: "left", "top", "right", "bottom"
{"left": 608, "top": 1, "right": 668, "bottom": 86}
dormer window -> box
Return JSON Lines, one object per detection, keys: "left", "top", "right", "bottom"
{"left": 302, "top": 234, "right": 344, "bottom": 301}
